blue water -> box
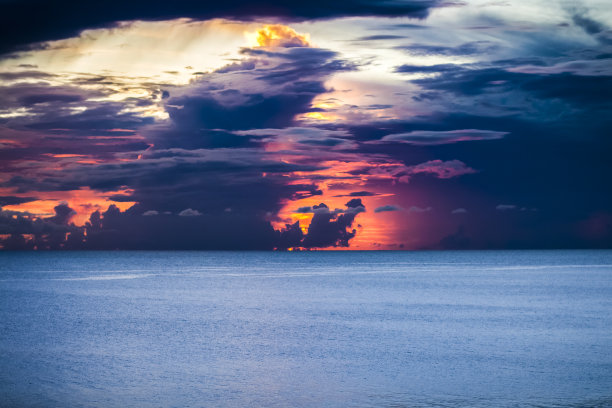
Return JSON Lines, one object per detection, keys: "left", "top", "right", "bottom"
{"left": 1, "top": 250, "right": 611, "bottom": 407}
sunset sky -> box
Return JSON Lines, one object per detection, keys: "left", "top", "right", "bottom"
{"left": 0, "top": 0, "right": 611, "bottom": 249}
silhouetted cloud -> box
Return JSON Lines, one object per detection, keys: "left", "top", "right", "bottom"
{"left": 300, "top": 199, "right": 365, "bottom": 248}
{"left": 0, "top": 203, "right": 82, "bottom": 249}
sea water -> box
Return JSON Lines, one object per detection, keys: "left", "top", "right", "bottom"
{"left": 1, "top": 250, "right": 611, "bottom": 407}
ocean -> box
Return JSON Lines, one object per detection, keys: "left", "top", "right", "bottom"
{"left": 1, "top": 250, "right": 611, "bottom": 407}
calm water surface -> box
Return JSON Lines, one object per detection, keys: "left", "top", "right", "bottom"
{"left": 1, "top": 250, "right": 611, "bottom": 407}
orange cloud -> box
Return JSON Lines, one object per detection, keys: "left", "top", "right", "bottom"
{"left": 251, "top": 24, "right": 310, "bottom": 48}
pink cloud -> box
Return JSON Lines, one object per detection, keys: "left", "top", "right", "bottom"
{"left": 403, "top": 159, "right": 477, "bottom": 181}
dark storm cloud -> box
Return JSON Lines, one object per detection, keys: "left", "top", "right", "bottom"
{"left": 0, "top": 0, "right": 441, "bottom": 55}
{"left": 149, "top": 47, "right": 353, "bottom": 149}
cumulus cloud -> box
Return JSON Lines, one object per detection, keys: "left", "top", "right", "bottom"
{"left": 253, "top": 25, "right": 311, "bottom": 48}
{"left": 300, "top": 199, "right": 365, "bottom": 248}
{"left": 0, "top": 203, "right": 82, "bottom": 250}
{"left": 178, "top": 208, "right": 202, "bottom": 217}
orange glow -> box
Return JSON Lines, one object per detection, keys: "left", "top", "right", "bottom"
{"left": 298, "top": 111, "right": 340, "bottom": 122}
{"left": 247, "top": 24, "right": 311, "bottom": 48}
{"left": 1, "top": 187, "right": 136, "bottom": 225}
{"left": 44, "top": 154, "right": 86, "bottom": 158}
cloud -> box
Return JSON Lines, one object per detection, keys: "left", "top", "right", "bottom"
{"left": 0, "top": 203, "right": 82, "bottom": 249}
{"left": 334, "top": 191, "right": 379, "bottom": 197}
{"left": 405, "top": 160, "right": 477, "bottom": 180}
{"left": 355, "top": 35, "right": 407, "bottom": 41}
{"left": 408, "top": 64, "right": 612, "bottom": 115}
{"left": 275, "top": 221, "right": 304, "bottom": 250}
{"left": 397, "top": 41, "right": 497, "bottom": 56}
{"left": 360, "top": 159, "right": 476, "bottom": 184}
{"left": 407, "top": 206, "right": 431, "bottom": 213}
{"left": 0, "top": 0, "right": 441, "bottom": 54}
{"left": 148, "top": 48, "right": 353, "bottom": 150}
{"left": 507, "top": 59, "right": 612, "bottom": 77}
{"left": 0, "top": 196, "right": 38, "bottom": 206}
{"left": 395, "top": 63, "right": 463, "bottom": 74}
{"left": 178, "top": 208, "right": 203, "bottom": 217}
{"left": 568, "top": 7, "right": 612, "bottom": 44}
{"left": 234, "top": 127, "right": 356, "bottom": 150}
{"left": 252, "top": 25, "right": 310, "bottom": 48}
{"left": 374, "top": 205, "right": 401, "bottom": 213}
{"left": 0, "top": 37, "right": 352, "bottom": 249}
{"left": 81, "top": 204, "right": 279, "bottom": 250}
{"left": 375, "top": 129, "right": 509, "bottom": 145}
{"left": 300, "top": 199, "right": 365, "bottom": 248}
{"left": 374, "top": 204, "right": 430, "bottom": 213}
{"left": 46, "top": 202, "right": 76, "bottom": 225}
{"left": 0, "top": 196, "right": 366, "bottom": 250}
{"left": 496, "top": 204, "right": 517, "bottom": 211}
{"left": 451, "top": 208, "right": 467, "bottom": 214}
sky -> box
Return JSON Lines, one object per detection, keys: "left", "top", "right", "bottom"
{"left": 0, "top": 0, "right": 611, "bottom": 250}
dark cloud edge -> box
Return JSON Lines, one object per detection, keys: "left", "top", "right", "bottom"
{"left": 0, "top": 0, "right": 443, "bottom": 55}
